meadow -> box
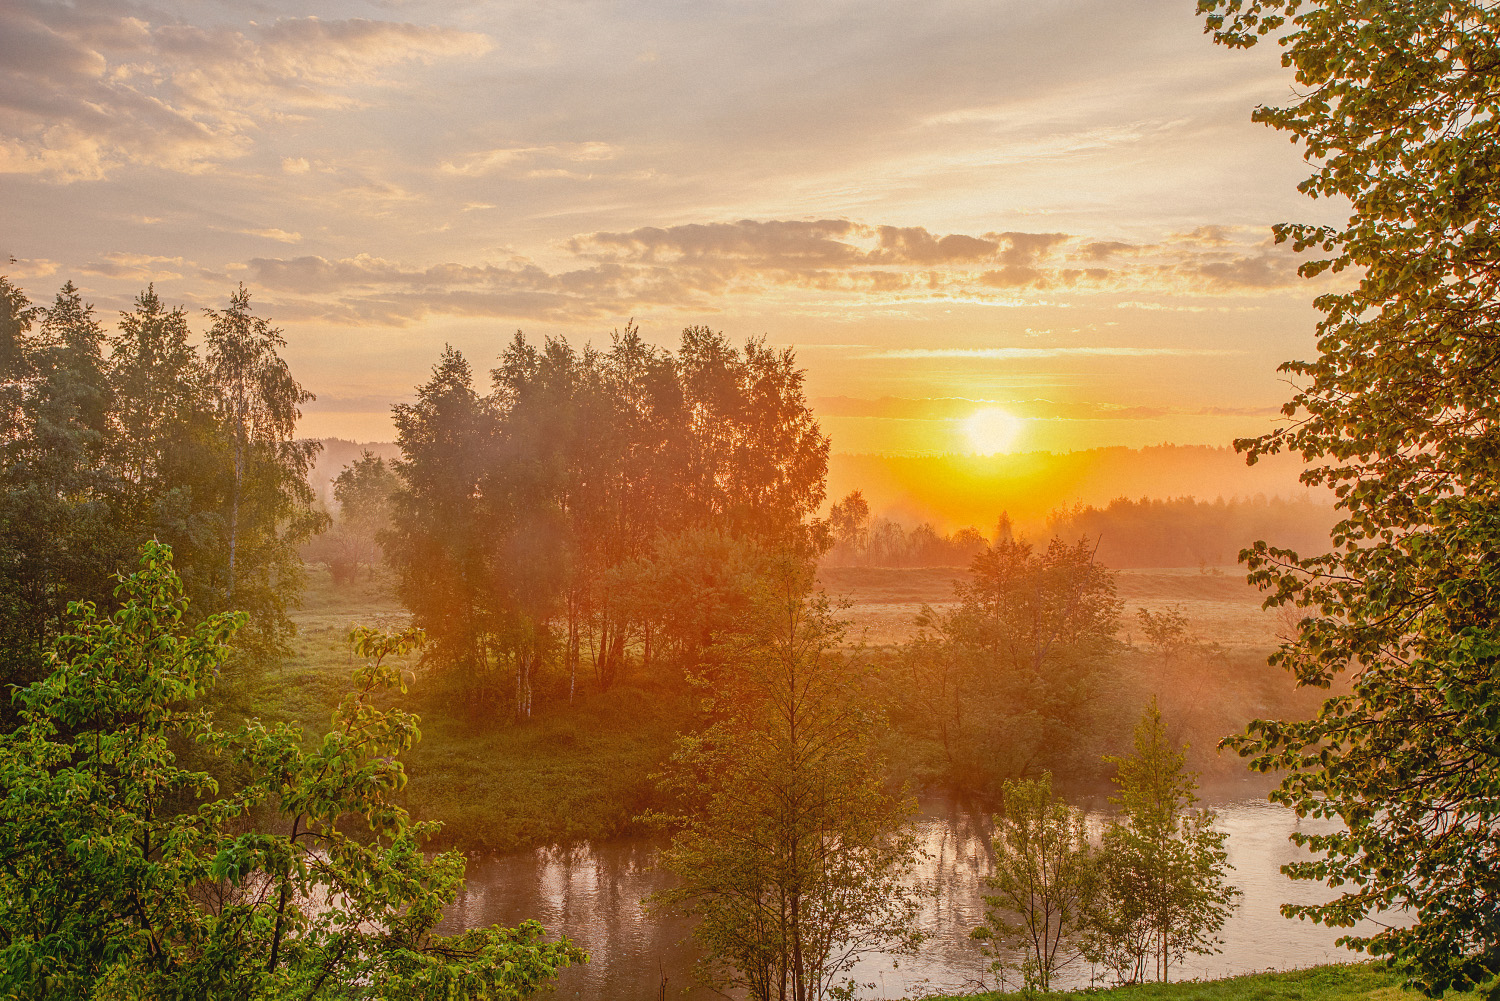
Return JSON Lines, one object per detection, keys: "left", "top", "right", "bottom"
{"left": 250, "top": 558, "right": 1308, "bottom": 853}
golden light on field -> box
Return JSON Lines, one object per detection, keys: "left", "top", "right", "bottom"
{"left": 963, "top": 408, "right": 1026, "bottom": 454}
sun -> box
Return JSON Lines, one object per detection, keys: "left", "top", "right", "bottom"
{"left": 963, "top": 407, "right": 1025, "bottom": 454}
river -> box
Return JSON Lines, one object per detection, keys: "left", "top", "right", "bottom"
{"left": 438, "top": 787, "right": 1389, "bottom": 999}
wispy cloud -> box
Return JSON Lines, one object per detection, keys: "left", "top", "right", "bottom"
{"left": 0, "top": 4, "right": 490, "bottom": 181}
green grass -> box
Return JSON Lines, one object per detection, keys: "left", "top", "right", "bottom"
{"left": 917, "top": 964, "right": 1420, "bottom": 1001}
{"left": 226, "top": 564, "right": 691, "bottom": 853}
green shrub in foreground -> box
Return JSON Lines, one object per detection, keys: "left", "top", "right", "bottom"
{"left": 0, "top": 542, "right": 584, "bottom": 999}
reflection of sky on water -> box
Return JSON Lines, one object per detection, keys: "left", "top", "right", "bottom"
{"left": 439, "top": 792, "right": 1399, "bottom": 1000}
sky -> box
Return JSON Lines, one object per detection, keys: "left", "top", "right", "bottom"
{"left": 1, "top": 0, "right": 1347, "bottom": 456}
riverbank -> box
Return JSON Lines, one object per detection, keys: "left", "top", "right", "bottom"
{"left": 918, "top": 963, "right": 1416, "bottom": 1001}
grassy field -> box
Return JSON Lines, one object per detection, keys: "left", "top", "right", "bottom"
{"left": 818, "top": 565, "right": 1283, "bottom": 650}
{"left": 253, "top": 561, "right": 1307, "bottom": 851}
{"left": 229, "top": 564, "right": 691, "bottom": 852}
{"left": 917, "top": 964, "right": 1420, "bottom": 1001}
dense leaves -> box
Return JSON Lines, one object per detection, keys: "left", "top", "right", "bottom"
{"left": 1199, "top": 2, "right": 1500, "bottom": 994}
{"left": 903, "top": 535, "right": 1122, "bottom": 788}
{"left": 0, "top": 543, "right": 583, "bottom": 999}
{"left": 0, "top": 278, "right": 323, "bottom": 696}
{"left": 385, "top": 326, "right": 829, "bottom": 715}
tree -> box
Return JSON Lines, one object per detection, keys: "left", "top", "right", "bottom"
{"left": 1199, "top": 3, "right": 1500, "bottom": 995}
{"left": 327, "top": 450, "right": 398, "bottom": 583}
{"left": 910, "top": 534, "right": 1121, "bottom": 787}
{"left": 386, "top": 347, "right": 499, "bottom": 701}
{"left": 649, "top": 556, "right": 922, "bottom": 1001}
{"left": 203, "top": 285, "right": 325, "bottom": 652}
{"left": 0, "top": 542, "right": 584, "bottom": 998}
{"left": 384, "top": 326, "right": 830, "bottom": 712}
{"left": 971, "top": 774, "right": 1097, "bottom": 992}
{"left": 0, "top": 282, "right": 128, "bottom": 697}
{"left": 0, "top": 277, "right": 324, "bottom": 695}
{"left": 1085, "top": 700, "right": 1238, "bottom": 984}
{"left": 826, "top": 490, "right": 870, "bottom": 564}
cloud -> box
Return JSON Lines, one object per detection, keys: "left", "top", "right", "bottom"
{"left": 1080, "top": 240, "right": 1137, "bottom": 261}
{"left": 571, "top": 219, "right": 868, "bottom": 266}
{"left": 239, "top": 215, "right": 1319, "bottom": 326}
{"left": 814, "top": 396, "right": 1282, "bottom": 423}
{"left": 1, "top": 258, "right": 60, "bottom": 281}
{"left": 241, "top": 228, "right": 302, "bottom": 244}
{"left": 441, "top": 142, "right": 619, "bottom": 177}
{"left": 1190, "top": 253, "right": 1300, "bottom": 289}
{"left": 0, "top": 3, "right": 491, "bottom": 181}
{"left": 79, "top": 252, "right": 187, "bottom": 281}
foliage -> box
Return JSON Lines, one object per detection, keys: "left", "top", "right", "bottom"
{"left": 972, "top": 774, "right": 1097, "bottom": 993}
{"left": 202, "top": 285, "right": 326, "bottom": 661}
{"left": 1085, "top": 701, "right": 1239, "bottom": 985}
{"left": 385, "top": 325, "right": 829, "bottom": 714}
{"left": 1198, "top": 2, "right": 1500, "bottom": 995}
{"left": 904, "top": 535, "right": 1122, "bottom": 788}
{"left": 0, "top": 278, "right": 324, "bottom": 696}
{"left": 0, "top": 542, "right": 583, "bottom": 999}
{"left": 648, "top": 555, "right": 923, "bottom": 1001}
{"left": 324, "top": 451, "right": 398, "bottom": 584}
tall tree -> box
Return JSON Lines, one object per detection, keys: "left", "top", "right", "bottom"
{"left": 1200, "top": 3, "right": 1500, "bottom": 994}
{"left": 387, "top": 347, "right": 499, "bottom": 699}
{"left": 649, "top": 556, "right": 922, "bottom": 1001}
{"left": 202, "top": 285, "right": 324, "bottom": 660}
{"left": 0, "top": 282, "right": 126, "bottom": 695}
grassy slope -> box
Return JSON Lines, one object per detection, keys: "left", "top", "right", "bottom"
{"left": 920, "top": 964, "right": 1420, "bottom": 1001}
{"left": 231, "top": 564, "right": 690, "bottom": 853}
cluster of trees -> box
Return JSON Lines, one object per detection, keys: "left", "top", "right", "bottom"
{"left": 383, "top": 325, "right": 828, "bottom": 716}
{"left": 896, "top": 533, "right": 1122, "bottom": 789}
{"left": 824, "top": 490, "right": 991, "bottom": 567}
{"left": 974, "top": 702, "right": 1239, "bottom": 990}
{"left": 1047, "top": 496, "right": 1338, "bottom": 569}
{"left": 0, "top": 544, "right": 581, "bottom": 999}
{"left": 0, "top": 278, "right": 322, "bottom": 699}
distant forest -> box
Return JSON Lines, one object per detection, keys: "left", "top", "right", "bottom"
{"left": 311, "top": 443, "right": 1338, "bottom": 571}
{"left": 815, "top": 492, "right": 1335, "bottom": 569}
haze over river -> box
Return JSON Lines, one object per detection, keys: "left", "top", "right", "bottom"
{"left": 439, "top": 787, "right": 1392, "bottom": 999}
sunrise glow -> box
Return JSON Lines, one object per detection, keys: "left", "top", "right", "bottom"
{"left": 963, "top": 408, "right": 1026, "bottom": 455}
{"left": 0, "top": 1, "right": 1330, "bottom": 458}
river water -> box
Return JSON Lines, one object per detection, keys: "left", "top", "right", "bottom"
{"left": 439, "top": 788, "right": 1390, "bottom": 999}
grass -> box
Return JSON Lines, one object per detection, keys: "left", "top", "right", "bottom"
{"left": 225, "top": 563, "right": 692, "bottom": 853}
{"left": 915, "top": 963, "right": 1421, "bottom": 1001}
{"left": 242, "top": 561, "right": 1311, "bottom": 852}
